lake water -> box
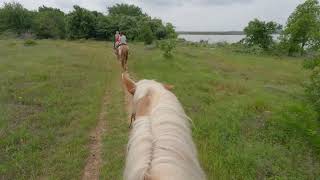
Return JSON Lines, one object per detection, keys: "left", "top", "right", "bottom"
{"left": 178, "top": 34, "right": 280, "bottom": 44}
{"left": 178, "top": 34, "right": 245, "bottom": 43}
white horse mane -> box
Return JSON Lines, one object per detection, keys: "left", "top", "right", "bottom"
{"left": 124, "top": 80, "right": 206, "bottom": 180}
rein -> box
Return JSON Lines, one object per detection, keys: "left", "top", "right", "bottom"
{"left": 129, "top": 112, "right": 136, "bottom": 129}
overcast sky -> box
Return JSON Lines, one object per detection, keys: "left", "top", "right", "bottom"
{"left": 0, "top": 0, "right": 305, "bottom": 31}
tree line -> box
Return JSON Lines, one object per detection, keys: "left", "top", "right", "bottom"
{"left": 0, "top": 2, "right": 177, "bottom": 43}
{"left": 242, "top": 0, "right": 320, "bottom": 56}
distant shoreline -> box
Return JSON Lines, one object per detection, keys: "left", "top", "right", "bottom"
{"left": 177, "top": 31, "right": 245, "bottom": 35}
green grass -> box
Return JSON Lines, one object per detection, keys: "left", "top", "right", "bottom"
{"left": 129, "top": 44, "right": 320, "bottom": 179}
{"left": 1, "top": 39, "right": 319, "bottom": 179}
{"left": 0, "top": 39, "right": 114, "bottom": 179}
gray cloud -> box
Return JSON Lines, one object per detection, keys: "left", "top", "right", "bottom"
{"left": 0, "top": 0, "right": 305, "bottom": 31}
{"left": 136, "top": 0, "right": 254, "bottom": 7}
{"left": 193, "top": 0, "right": 253, "bottom": 5}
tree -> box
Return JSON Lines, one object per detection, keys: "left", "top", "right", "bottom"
{"left": 165, "top": 23, "right": 178, "bottom": 39}
{"left": 141, "top": 23, "right": 154, "bottom": 44}
{"left": 243, "top": 19, "right": 281, "bottom": 50}
{"left": 0, "top": 2, "right": 176, "bottom": 41}
{"left": 0, "top": 2, "right": 34, "bottom": 34}
{"left": 66, "top": 5, "right": 97, "bottom": 39}
{"left": 148, "top": 18, "right": 165, "bottom": 40}
{"left": 117, "top": 15, "right": 140, "bottom": 41}
{"left": 108, "top": 4, "right": 145, "bottom": 17}
{"left": 33, "top": 6, "right": 66, "bottom": 39}
{"left": 283, "top": 0, "right": 320, "bottom": 55}
{"left": 95, "top": 15, "right": 112, "bottom": 40}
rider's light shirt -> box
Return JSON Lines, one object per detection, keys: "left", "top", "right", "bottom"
{"left": 120, "top": 35, "right": 127, "bottom": 44}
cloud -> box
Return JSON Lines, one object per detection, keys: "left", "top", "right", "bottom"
{"left": 134, "top": 0, "right": 254, "bottom": 7}
{"left": 0, "top": 0, "right": 305, "bottom": 31}
{"left": 190, "top": 0, "right": 253, "bottom": 6}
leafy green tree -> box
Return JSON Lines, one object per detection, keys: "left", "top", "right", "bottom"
{"left": 95, "top": 15, "right": 112, "bottom": 40}
{"left": 33, "top": 6, "right": 66, "bottom": 39}
{"left": 0, "top": 2, "right": 34, "bottom": 34}
{"left": 165, "top": 23, "right": 178, "bottom": 39}
{"left": 243, "top": 19, "right": 281, "bottom": 50}
{"left": 0, "top": 2, "right": 176, "bottom": 41}
{"left": 149, "top": 18, "right": 165, "bottom": 39}
{"left": 117, "top": 15, "right": 140, "bottom": 41}
{"left": 283, "top": 0, "right": 320, "bottom": 55}
{"left": 108, "top": 4, "right": 145, "bottom": 17}
{"left": 141, "top": 23, "right": 154, "bottom": 44}
{"left": 155, "top": 26, "right": 167, "bottom": 40}
{"left": 66, "top": 5, "right": 97, "bottom": 39}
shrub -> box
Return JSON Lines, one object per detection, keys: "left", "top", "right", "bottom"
{"left": 303, "top": 57, "right": 320, "bottom": 69}
{"left": 24, "top": 39, "right": 37, "bottom": 46}
{"left": 304, "top": 55, "right": 320, "bottom": 119}
{"left": 0, "top": 30, "right": 18, "bottom": 39}
{"left": 158, "top": 39, "right": 176, "bottom": 58}
{"left": 214, "top": 41, "right": 229, "bottom": 48}
{"left": 233, "top": 44, "right": 264, "bottom": 55}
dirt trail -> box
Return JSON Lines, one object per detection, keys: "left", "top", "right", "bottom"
{"left": 82, "top": 89, "right": 109, "bottom": 180}
{"left": 82, "top": 51, "right": 133, "bottom": 179}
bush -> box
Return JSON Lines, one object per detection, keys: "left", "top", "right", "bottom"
{"left": 233, "top": 44, "right": 264, "bottom": 55}
{"left": 303, "top": 57, "right": 320, "bottom": 69}
{"left": 304, "top": 55, "right": 320, "bottom": 119}
{"left": 306, "top": 68, "right": 320, "bottom": 119}
{"left": 158, "top": 39, "right": 176, "bottom": 58}
{"left": 24, "top": 39, "right": 37, "bottom": 46}
{"left": 0, "top": 30, "right": 18, "bottom": 39}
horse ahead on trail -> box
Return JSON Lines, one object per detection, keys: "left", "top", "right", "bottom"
{"left": 115, "top": 31, "right": 129, "bottom": 71}
{"left": 118, "top": 44, "right": 129, "bottom": 71}
{"left": 122, "top": 73, "right": 206, "bottom": 180}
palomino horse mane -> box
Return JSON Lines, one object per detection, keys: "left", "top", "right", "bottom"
{"left": 123, "top": 74, "right": 206, "bottom": 180}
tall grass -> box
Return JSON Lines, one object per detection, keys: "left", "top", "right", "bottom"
{"left": 129, "top": 43, "right": 320, "bottom": 179}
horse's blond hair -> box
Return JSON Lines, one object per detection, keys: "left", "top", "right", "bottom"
{"left": 124, "top": 80, "right": 206, "bottom": 180}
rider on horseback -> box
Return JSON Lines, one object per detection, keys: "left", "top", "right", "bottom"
{"left": 119, "top": 32, "right": 127, "bottom": 46}
{"left": 114, "top": 31, "right": 120, "bottom": 48}
{"left": 116, "top": 32, "right": 129, "bottom": 71}
{"left": 114, "top": 31, "right": 127, "bottom": 55}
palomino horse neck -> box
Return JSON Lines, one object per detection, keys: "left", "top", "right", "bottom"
{"left": 123, "top": 76, "right": 206, "bottom": 180}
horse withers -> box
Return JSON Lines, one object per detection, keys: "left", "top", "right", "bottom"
{"left": 122, "top": 73, "right": 206, "bottom": 180}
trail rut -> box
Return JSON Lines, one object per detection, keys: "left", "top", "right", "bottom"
{"left": 82, "top": 89, "right": 109, "bottom": 180}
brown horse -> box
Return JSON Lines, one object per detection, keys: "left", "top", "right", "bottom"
{"left": 118, "top": 45, "right": 129, "bottom": 71}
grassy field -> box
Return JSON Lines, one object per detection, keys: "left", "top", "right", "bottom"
{"left": 0, "top": 39, "right": 117, "bottom": 179}
{"left": 1, "top": 39, "right": 320, "bottom": 179}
